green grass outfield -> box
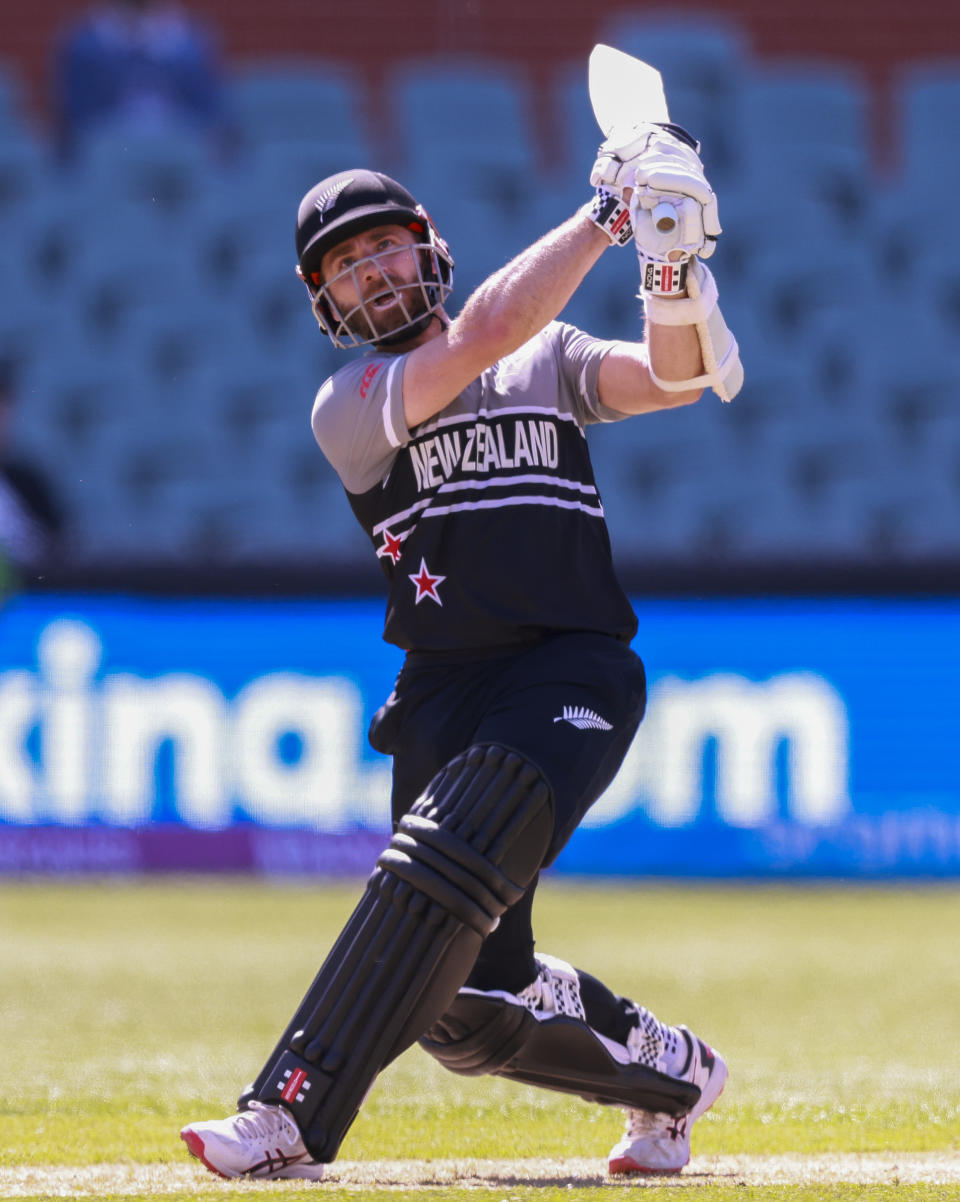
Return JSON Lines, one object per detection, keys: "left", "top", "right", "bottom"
{"left": 2, "top": 880, "right": 959, "bottom": 1200}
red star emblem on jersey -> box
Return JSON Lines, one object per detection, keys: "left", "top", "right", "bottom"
{"left": 409, "top": 558, "right": 445, "bottom": 606}
{"left": 377, "top": 528, "right": 404, "bottom": 565}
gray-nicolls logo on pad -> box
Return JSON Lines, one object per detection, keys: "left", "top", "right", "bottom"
{"left": 279, "top": 1067, "right": 311, "bottom": 1104}
{"left": 553, "top": 705, "right": 613, "bottom": 731}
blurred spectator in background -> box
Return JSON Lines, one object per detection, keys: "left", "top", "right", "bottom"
{"left": 0, "top": 359, "right": 64, "bottom": 596}
{"left": 52, "top": 0, "right": 229, "bottom": 159}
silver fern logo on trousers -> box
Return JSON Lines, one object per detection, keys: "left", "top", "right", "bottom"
{"left": 553, "top": 705, "right": 613, "bottom": 731}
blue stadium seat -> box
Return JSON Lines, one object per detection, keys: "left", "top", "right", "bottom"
{"left": 840, "top": 297, "right": 960, "bottom": 432}
{"left": 588, "top": 403, "right": 734, "bottom": 558}
{"left": 0, "top": 129, "right": 52, "bottom": 223}
{"left": 71, "top": 125, "right": 216, "bottom": 217}
{"left": 868, "top": 446, "right": 960, "bottom": 559}
{"left": 895, "top": 63, "right": 960, "bottom": 189}
{"left": 735, "top": 64, "right": 871, "bottom": 223}
{"left": 11, "top": 355, "right": 150, "bottom": 489}
{"left": 0, "top": 60, "right": 32, "bottom": 134}
{"left": 388, "top": 59, "right": 538, "bottom": 217}
{"left": 66, "top": 205, "right": 209, "bottom": 314}
{"left": 70, "top": 424, "right": 228, "bottom": 563}
{"left": 868, "top": 182, "right": 941, "bottom": 281}
{"left": 741, "top": 238, "right": 879, "bottom": 351}
{"left": 105, "top": 305, "right": 227, "bottom": 400}
{"left": 227, "top": 61, "right": 372, "bottom": 154}
{"left": 720, "top": 398, "right": 892, "bottom": 559}
{"left": 211, "top": 360, "right": 319, "bottom": 454}
{"left": 187, "top": 175, "right": 298, "bottom": 298}
{"left": 390, "top": 58, "right": 536, "bottom": 151}
{"left": 553, "top": 59, "right": 607, "bottom": 173}
{"left": 716, "top": 193, "right": 854, "bottom": 305}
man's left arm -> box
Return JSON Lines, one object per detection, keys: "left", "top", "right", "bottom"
{"left": 591, "top": 126, "right": 744, "bottom": 416}
{"left": 597, "top": 321, "right": 704, "bottom": 416}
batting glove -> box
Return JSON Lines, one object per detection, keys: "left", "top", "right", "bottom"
{"left": 591, "top": 123, "right": 721, "bottom": 262}
{"left": 583, "top": 185, "right": 633, "bottom": 246}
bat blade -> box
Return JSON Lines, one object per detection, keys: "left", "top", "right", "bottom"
{"left": 588, "top": 43, "right": 669, "bottom": 140}
{"left": 588, "top": 44, "right": 676, "bottom": 234}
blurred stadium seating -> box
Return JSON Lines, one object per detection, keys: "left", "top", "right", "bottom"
{"left": 0, "top": 32, "right": 958, "bottom": 576}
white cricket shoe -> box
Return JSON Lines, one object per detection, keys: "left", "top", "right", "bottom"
{"left": 180, "top": 1100, "right": 325, "bottom": 1180}
{"left": 608, "top": 1026, "right": 727, "bottom": 1175}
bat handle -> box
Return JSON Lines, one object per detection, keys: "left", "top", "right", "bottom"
{"left": 652, "top": 200, "right": 677, "bottom": 234}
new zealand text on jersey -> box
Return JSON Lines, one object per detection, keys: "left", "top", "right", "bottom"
{"left": 408, "top": 417, "right": 560, "bottom": 492}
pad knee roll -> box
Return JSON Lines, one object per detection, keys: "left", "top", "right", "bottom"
{"left": 241, "top": 743, "right": 554, "bottom": 1162}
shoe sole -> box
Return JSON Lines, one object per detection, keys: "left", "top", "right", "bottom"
{"left": 180, "top": 1128, "right": 232, "bottom": 1179}
{"left": 180, "top": 1126, "right": 326, "bottom": 1181}
{"left": 608, "top": 1046, "right": 728, "bottom": 1176}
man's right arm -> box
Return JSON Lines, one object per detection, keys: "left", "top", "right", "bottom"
{"left": 401, "top": 213, "right": 610, "bottom": 430}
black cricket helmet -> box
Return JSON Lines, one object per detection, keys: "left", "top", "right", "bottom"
{"left": 295, "top": 169, "right": 454, "bottom": 349}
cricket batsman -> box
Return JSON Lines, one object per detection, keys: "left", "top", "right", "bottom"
{"left": 180, "top": 109, "right": 742, "bottom": 1180}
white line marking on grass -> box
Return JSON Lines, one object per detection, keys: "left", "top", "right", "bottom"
{"left": 2, "top": 1153, "right": 960, "bottom": 1194}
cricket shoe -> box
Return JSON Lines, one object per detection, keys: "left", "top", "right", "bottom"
{"left": 608, "top": 1026, "right": 727, "bottom": 1175}
{"left": 180, "top": 1100, "right": 325, "bottom": 1180}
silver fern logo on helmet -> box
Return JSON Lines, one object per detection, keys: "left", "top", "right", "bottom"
{"left": 314, "top": 177, "right": 354, "bottom": 221}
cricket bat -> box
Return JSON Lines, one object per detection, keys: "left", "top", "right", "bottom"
{"left": 589, "top": 44, "right": 740, "bottom": 403}
{"left": 588, "top": 43, "right": 677, "bottom": 233}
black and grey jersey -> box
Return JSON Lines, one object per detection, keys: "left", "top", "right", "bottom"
{"left": 311, "top": 320, "right": 639, "bottom": 651}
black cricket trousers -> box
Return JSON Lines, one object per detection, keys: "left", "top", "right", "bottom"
{"left": 368, "top": 630, "right": 647, "bottom": 995}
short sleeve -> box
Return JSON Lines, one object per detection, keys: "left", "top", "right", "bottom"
{"left": 552, "top": 322, "right": 634, "bottom": 425}
{"left": 311, "top": 354, "right": 410, "bottom": 494}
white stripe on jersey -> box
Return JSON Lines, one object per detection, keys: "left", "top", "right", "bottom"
{"left": 423, "top": 495, "right": 605, "bottom": 520}
{"left": 415, "top": 405, "right": 585, "bottom": 438}
{"left": 381, "top": 359, "right": 404, "bottom": 448}
{"left": 372, "top": 473, "right": 600, "bottom": 536}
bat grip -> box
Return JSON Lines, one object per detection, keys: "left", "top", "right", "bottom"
{"left": 652, "top": 200, "right": 676, "bottom": 234}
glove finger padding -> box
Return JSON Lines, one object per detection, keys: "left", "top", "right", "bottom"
{"left": 590, "top": 148, "right": 633, "bottom": 193}
{"left": 632, "top": 162, "right": 717, "bottom": 210}
{"left": 590, "top": 126, "right": 657, "bottom": 192}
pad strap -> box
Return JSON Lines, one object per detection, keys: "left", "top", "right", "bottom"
{"left": 422, "top": 987, "right": 700, "bottom": 1115}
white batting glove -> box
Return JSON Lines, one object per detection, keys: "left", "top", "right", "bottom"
{"left": 582, "top": 186, "right": 633, "bottom": 246}
{"left": 591, "top": 124, "right": 721, "bottom": 262}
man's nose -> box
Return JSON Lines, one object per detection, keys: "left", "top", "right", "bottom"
{"left": 359, "top": 254, "right": 387, "bottom": 281}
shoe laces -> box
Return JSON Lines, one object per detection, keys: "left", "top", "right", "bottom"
{"left": 517, "top": 959, "right": 585, "bottom": 1020}
{"left": 626, "top": 1008, "right": 666, "bottom": 1071}
{"left": 234, "top": 1101, "right": 303, "bottom": 1149}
